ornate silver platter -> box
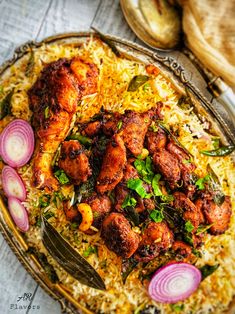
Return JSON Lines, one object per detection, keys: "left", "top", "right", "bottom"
{"left": 0, "top": 32, "right": 234, "bottom": 314}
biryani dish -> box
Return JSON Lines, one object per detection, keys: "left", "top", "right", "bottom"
{"left": 0, "top": 35, "right": 235, "bottom": 314}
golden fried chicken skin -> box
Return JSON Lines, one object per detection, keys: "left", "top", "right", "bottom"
{"left": 135, "top": 221, "right": 173, "bottom": 262}
{"left": 84, "top": 194, "right": 112, "bottom": 229}
{"left": 101, "top": 213, "right": 140, "bottom": 258}
{"left": 153, "top": 148, "right": 181, "bottom": 190}
{"left": 96, "top": 134, "right": 126, "bottom": 194}
{"left": 119, "top": 111, "right": 152, "bottom": 156}
{"left": 28, "top": 58, "right": 98, "bottom": 191}
{"left": 58, "top": 140, "right": 92, "bottom": 185}
{"left": 197, "top": 195, "right": 232, "bottom": 235}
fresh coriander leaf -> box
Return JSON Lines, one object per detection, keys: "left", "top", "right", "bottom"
{"left": 195, "top": 174, "right": 210, "bottom": 190}
{"left": 183, "top": 158, "right": 192, "bottom": 164}
{"left": 39, "top": 195, "right": 51, "bottom": 208}
{"left": 83, "top": 246, "right": 98, "bottom": 258}
{"left": 170, "top": 304, "right": 184, "bottom": 312}
{"left": 122, "top": 195, "right": 137, "bottom": 209}
{"left": 185, "top": 221, "right": 194, "bottom": 233}
{"left": 145, "top": 156, "right": 153, "bottom": 173}
{"left": 117, "top": 120, "right": 123, "bottom": 130}
{"left": 160, "top": 194, "right": 174, "bottom": 203}
{"left": 127, "top": 178, "right": 152, "bottom": 198}
{"left": 54, "top": 169, "right": 70, "bottom": 185}
{"left": 152, "top": 174, "right": 162, "bottom": 196}
{"left": 44, "top": 106, "right": 50, "bottom": 119}
{"left": 150, "top": 209, "right": 164, "bottom": 223}
{"left": 70, "top": 222, "right": 79, "bottom": 230}
{"left": 200, "top": 264, "right": 219, "bottom": 280}
{"left": 149, "top": 123, "right": 158, "bottom": 132}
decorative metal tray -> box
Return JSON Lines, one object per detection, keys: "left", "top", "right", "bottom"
{"left": 0, "top": 32, "right": 234, "bottom": 314}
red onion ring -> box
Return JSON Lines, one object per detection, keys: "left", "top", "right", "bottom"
{"left": 8, "top": 197, "right": 29, "bottom": 232}
{"left": 2, "top": 166, "right": 26, "bottom": 201}
{"left": 0, "top": 119, "right": 34, "bottom": 168}
{"left": 148, "top": 262, "right": 202, "bottom": 303}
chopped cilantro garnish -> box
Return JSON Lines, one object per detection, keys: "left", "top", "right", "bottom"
{"left": 185, "top": 220, "right": 194, "bottom": 233}
{"left": 149, "top": 209, "right": 164, "bottom": 223}
{"left": 117, "top": 120, "right": 123, "bottom": 130}
{"left": 170, "top": 304, "right": 184, "bottom": 312}
{"left": 134, "top": 156, "right": 154, "bottom": 184}
{"left": 83, "top": 246, "right": 98, "bottom": 258}
{"left": 70, "top": 222, "right": 79, "bottom": 230}
{"left": 152, "top": 174, "right": 162, "bottom": 196}
{"left": 44, "top": 106, "right": 50, "bottom": 119}
{"left": 39, "top": 195, "right": 51, "bottom": 208}
{"left": 127, "top": 178, "right": 152, "bottom": 198}
{"left": 149, "top": 123, "right": 158, "bottom": 132}
{"left": 182, "top": 158, "right": 192, "bottom": 164}
{"left": 195, "top": 174, "right": 210, "bottom": 190}
{"left": 54, "top": 169, "right": 70, "bottom": 185}
{"left": 122, "top": 195, "right": 137, "bottom": 208}
{"left": 160, "top": 194, "right": 174, "bottom": 203}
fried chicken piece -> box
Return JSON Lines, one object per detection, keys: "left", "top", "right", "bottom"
{"left": 84, "top": 194, "right": 112, "bottom": 229}
{"left": 96, "top": 134, "right": 126, "bottom": 194}
{"left": 153, "top": 149, "right": 181, "bottom": 189}
{"left": 102, "top": 112, "right": 122, "bottom": 136}
{"left": 115, "top": 162, "right": 139, "bottom": 212}
{"left": 119, "top": 111, "right": 152, "bottom": 156}
{"left": 135, "top": 221, "right": 173, "bottom": 262}
{"left": 70, "top": 57, "right": 99, "bottom": 96}
{"left": 82, "top": 121, "right": 101, "bottom": 137}
{"left": 167, "top": 141, "right": 195, "bottom": 173}
{"left": 172, "top": 241, "right": 195, "bottom": 263}
{"left": 28, "top": 58, "right": 98, "bottom": 191}
{"left": 146, "top": 128, "right": 167, "bottom": 154}
{"left": 58, "top": 140, "right": 92, "bottom": 185}
{"left": 173, "top": 191, "right": 202, "bottom": 231}
{"left": 197, "top": 196, "right": 232, "bottom": 235}
{"left": 101, "top": 213, "right": 140, "bottom": 258}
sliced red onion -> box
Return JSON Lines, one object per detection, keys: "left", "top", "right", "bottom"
{"left": 8, "top": 197, "right": 29, "bottom": 232}
{"left": 0, "top": 119, "right": 34, "bottom": 168}
{"left": 148, "top": 262, "right": 202, "bottom": 303}
{"left": 2, "top": 166, "right": 26, "bottom": 201}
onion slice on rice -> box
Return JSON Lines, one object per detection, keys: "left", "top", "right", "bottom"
{"left": 2, "top": 166, "right": 26, "bottom": 201}
{"left": 8, "top": 197, "right": 29, "bottom": 232}
{"left": 0, "top": 119, "right": 34, "bottom": 167}
{"left": 148, "top": 262, "right": 202, "bottom": 303}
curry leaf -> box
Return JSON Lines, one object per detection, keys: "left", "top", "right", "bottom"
{"left": 0, "top": 90, "right": 13, "bottom": 120}
{"left": 200, "top": 264, "right": 219, "bottom": 280}
{"left": 128, "top": 75, "right": 150, "bottom": 92}
{"left": 54, "top": 169, "right": 70, "bottom": 185}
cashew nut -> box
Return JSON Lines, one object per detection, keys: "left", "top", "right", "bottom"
{"left": 77, "top": 203, "right": 93, "bottom": 231}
